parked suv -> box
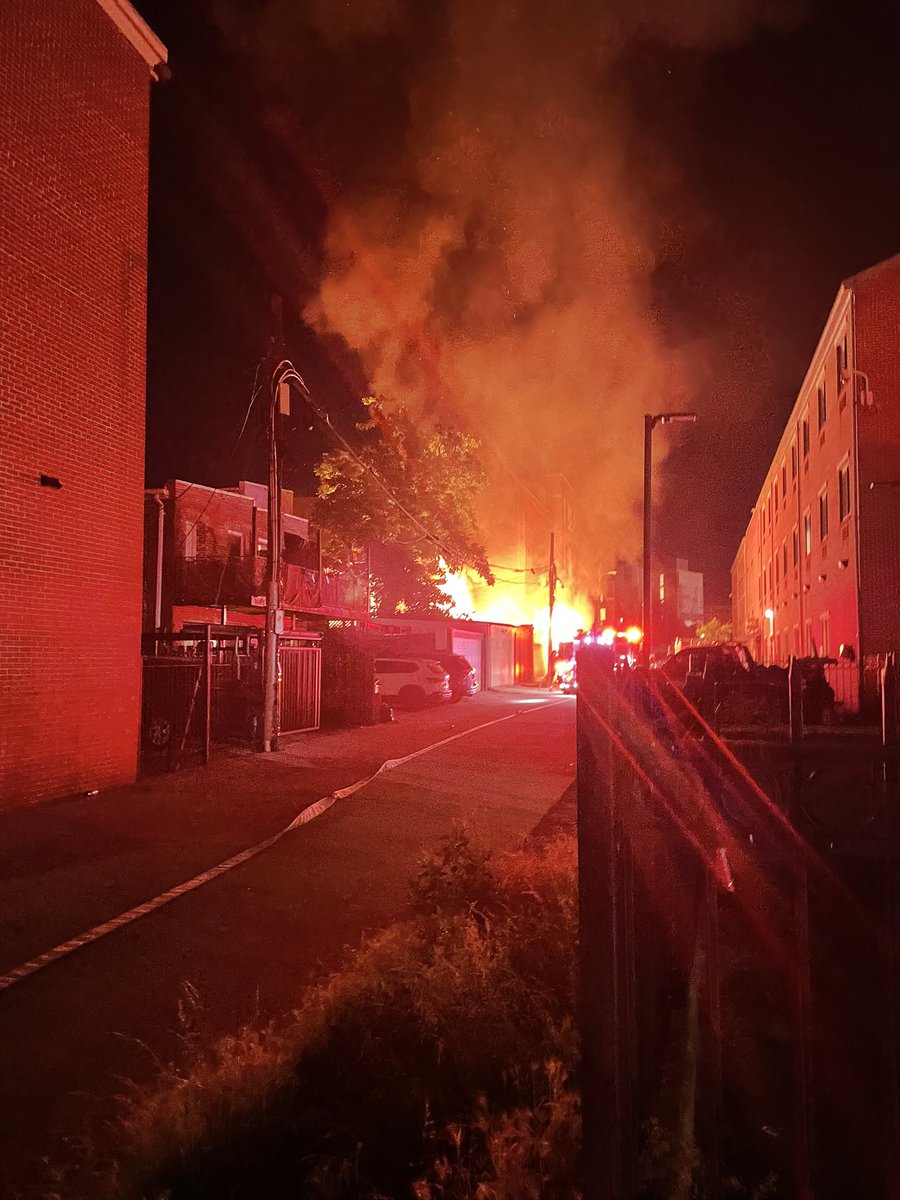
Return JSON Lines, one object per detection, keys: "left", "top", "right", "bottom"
{"left": 374, "top": 658, "right": 451, "bottom": 709}
{"left": 429, "top": 653, "right": 479, "bottom": 702}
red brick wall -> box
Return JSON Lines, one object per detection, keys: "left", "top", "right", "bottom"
{"left": 0, "top": 1, "right": 152, "bottom": 806}
{"left": 854, "top": 255, "right": 900, "bottom": 658}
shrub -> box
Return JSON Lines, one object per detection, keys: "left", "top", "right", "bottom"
{"left": 105, "top": 835, "right": 579, "bottom": 1200}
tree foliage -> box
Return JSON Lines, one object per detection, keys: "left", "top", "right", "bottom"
{"left": 314, "top": 397, "right": 492, "bottom": 615}
{"left": 696, "top": 615, "right": 734, "bottom": 643}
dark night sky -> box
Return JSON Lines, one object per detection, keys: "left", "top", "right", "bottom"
{"left": 135, "top": 0, "right": 899, "bottom": 605}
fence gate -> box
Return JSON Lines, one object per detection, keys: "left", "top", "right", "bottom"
{"left": 279, "top": 637, "right": 322, "bottom": 734}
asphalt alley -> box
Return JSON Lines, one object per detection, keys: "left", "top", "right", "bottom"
{"left": 0, "top": 690, "right": 574, "bottom": 1197}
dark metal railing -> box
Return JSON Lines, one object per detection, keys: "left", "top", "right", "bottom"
{"left": 576, "top": 648, "right": 900, "bottom": 1200}
{"left": 171, "top": 555, "right": 367, "bottom": 615}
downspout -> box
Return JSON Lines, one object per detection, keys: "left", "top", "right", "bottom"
{"left": 850, "top": 290, "right": 865, "bottom": 707}
{"left": 796, "top": 417, "right": 805, "bottom": 656}
{"left": 152, "top": 492, "right": 165, "bottom": 632}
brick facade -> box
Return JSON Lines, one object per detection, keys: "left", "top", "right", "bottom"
{"left": 731, "top": 254, "right": 900, "bottom": 708}
{"left": 144, "top": 480, "right": 367, "bottom": 632}
{"left": 0, "top": 0, "right": 164, "bottom": 806}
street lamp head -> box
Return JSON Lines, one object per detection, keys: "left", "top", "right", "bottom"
{"left": 655, "top": 412, "right": 698, "bottom": 426}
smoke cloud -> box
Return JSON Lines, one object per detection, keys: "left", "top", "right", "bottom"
{"left": 239, "top": 0, "right": 802, "bottom": 589}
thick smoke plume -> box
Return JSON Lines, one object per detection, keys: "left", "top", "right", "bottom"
{"left": 243, "top": 0, "right": 801, "bottom": 589}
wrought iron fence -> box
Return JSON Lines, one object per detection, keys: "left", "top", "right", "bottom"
{"left": 576, "top": 649, "right": 900, "bottom": 1200}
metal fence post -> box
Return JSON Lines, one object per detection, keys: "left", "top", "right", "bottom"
{"left": 789, "top": 656, "right": 803, "bottom": 744}
{"left": 203, "top": 626, "right": 212, "bottom": 765}
{"left": 577, "top": 646, "right": 633, "bottom": 1200}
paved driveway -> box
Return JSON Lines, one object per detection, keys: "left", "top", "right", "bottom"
{"left": 0, "top": 688, "right": 575, "bottom": 1197}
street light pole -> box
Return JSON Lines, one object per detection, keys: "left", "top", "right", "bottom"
{"left": 261, "top": 349, "right": 311, "bottom": 753}
{"left": 641, "top": 411, "right": 697, "bottom": 666}
{"left": 642, "top": 415, "right": 654, "bottom": 668}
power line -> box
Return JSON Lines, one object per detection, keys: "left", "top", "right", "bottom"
{"left": 291, "top": 372, "right": 486, "bottom": 574}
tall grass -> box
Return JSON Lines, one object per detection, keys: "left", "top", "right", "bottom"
{"left": 105, "top": 829, "right": 580, "bottom": 1200}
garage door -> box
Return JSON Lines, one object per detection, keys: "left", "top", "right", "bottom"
{"left": 488, "top": 625, "right": 516, "bottom": 687}
{"left": 451, "top": 630, "right": 484, "bottom": 690}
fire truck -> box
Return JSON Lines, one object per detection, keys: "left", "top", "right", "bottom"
{"left": 553, "top": 626, "right": 642, "bottom": 692}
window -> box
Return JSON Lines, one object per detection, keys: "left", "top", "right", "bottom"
{"left": 819, "top": 488, "right": 829, "bottom": 541}
{"left": 802, "top": 415, "right": 810, "bottom": 458}
{"left": 838, "top": 462, "right": 851, "bottom": 522}
{"left": 375, "top": 659, "right": 417, "bottom": 674}
{"left": 774, "top": 479, "right": 779, "bottom": 509}
{"left": 836, "top": 336, "right": 848, "bottom": 381}
{"left": 817, "top": 382, "right": 827, "bottom": 430}
{"left": 183, "top": 522, "right": 198, "bottom": 559}
{"left": 791, "top": 441, "right": 798, "bottom": 479}
{"left": 775, "top": 552, "right": 780, "bottom": 587}
{"left": 782, "top": 540, "right": 788, "bottom": 579}
{"left": 226, "top": 531, "right": 243, "bottom": 558}
{"left": 805, "top": 619, "right": 814, "bottom": 655}
{"left": 820, "top": 613, "right": 830, "bottom": 657}
{"left": 837, "top": 335, "right": 849, "bottom": 410}
{"left": 792, "top": 527, "right": 799, "bottom": 567}
{"left": 781, "top": 462, "right": 787, "bottom": 500}
{"left": 804, "top": 512, "right": 812, "bottom": 556}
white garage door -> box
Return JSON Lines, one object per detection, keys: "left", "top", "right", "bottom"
{"left": 488, "top": 625, "right": 516, "bottom": 688}
{"left": 451, "top": 630, "right": 484, "bottom": 690}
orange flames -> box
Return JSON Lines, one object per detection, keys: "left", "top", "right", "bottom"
{"left": 441, "top": 568, "right": 592, "bottom": 654}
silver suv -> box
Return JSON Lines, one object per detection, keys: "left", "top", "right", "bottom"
{"left": 374, "top": 658, "right": 451, "bottom": 709}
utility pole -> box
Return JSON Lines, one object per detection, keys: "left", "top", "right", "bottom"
{"left": 642, "top": 411, "right": 698, "bottom": 667}
{"left": 546, "top": 530, "right": 557, "bottom": 682}
{"left": 262, "top": 297, "right": 288, "bottom": 753}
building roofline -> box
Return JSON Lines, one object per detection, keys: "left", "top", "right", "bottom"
{"left": 745, "top": 282, "right": 853, "bottom": 518}
{"left": 842, "top": 249, "right": 900, "bottom": 289}
{"left": 93, "top": 0, "right": 167, "bottom": 72}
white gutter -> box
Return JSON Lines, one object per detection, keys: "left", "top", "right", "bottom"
{"left": 93, "top": 0, "right": 167, "bottom": 74}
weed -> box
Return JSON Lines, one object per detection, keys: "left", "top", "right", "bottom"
{"left": 104, "top": 835, "right": 579, "bottom": 1200}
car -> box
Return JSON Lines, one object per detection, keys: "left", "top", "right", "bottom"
{"left": 374, "top": 657, "right": 452, "bottom": 709}
{"left": 428, "top": 653, "right": 479, "bottom": 701}
{"left": 658, "top": 642, "right": 755, "bottom": 688}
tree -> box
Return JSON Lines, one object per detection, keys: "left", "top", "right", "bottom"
{"left": 314, "top": 397, "right": 493, "bottom": 615}
{"left": 695, "top": 615, "right": 734, "bottom": 643}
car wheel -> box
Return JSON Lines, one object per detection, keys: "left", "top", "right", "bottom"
{"left": 145, "top": 715, "right": 171, "bottom": 750}
{"left": 398, "top": 685, "right": 427, "bottom": 710}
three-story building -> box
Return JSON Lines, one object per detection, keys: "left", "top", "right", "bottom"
{"left": 731, "top": 253, "right": 900, "bottom": 709}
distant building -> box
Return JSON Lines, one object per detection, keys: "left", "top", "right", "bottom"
{"left": 657, "top": 557, "right": 705, "bottom": 655}
{"left": 0, "top": 1, "right": 166, "bottom": 807}
{"left": 144, "top": 480, "right": 368, "bottom": 633}
{"left": 731, "top": 253, "right": 900, "bottom": 709}
{"left": 599, "top": 560, "right": 642, "bottom": 630}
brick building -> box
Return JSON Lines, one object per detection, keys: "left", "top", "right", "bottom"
{"left": 0, "top": 1, "right": 166, "bottom": 806}
{"left": 144, "top": 480, "right": 368, "bottom": 633}
{"left": 656, "top": 557, "right": 705, "bottom": 654}
{"left": 731, "top": 254, "right": 900, "bottom": 708}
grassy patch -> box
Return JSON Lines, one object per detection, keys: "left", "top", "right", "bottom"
{"left": 104, "top": 830, "right": 580, "bottom": 1200}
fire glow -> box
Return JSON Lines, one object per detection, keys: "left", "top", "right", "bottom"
{"left": 441, "top": 569, "right": 592, "bottom": 653}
